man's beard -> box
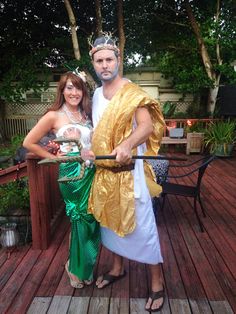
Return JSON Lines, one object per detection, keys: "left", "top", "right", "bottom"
{"left": 96, "top": 64, "right": 119, "bottom": 82}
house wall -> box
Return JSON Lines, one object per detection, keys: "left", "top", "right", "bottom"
{"left": 125, "top": 68, "right": 194, "bottom": 112}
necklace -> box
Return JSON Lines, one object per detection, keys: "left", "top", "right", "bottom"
{"left": 62, "top": 104, "right": 83, "bottom": 124}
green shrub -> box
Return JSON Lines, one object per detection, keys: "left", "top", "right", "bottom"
{"left": 162, "top": 101, "right": 177, "bottom": 118}
{"left": 204, "top": 120, "right": 236, "bottom": 152}
{"left": 0, "top": 178, "right": 30, "bottom": 215}
{"left": 0, "top": 134, "right": 25, "bottom": 157}
{"left": 185, "top": 121, "right": 206, "bottom": 134}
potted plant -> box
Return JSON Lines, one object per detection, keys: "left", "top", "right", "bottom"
{"left": 204, "top": 120, "right": 236, "bottom": 157}
{"left": 185, "top": 121, "right": 205, "bottom": 154}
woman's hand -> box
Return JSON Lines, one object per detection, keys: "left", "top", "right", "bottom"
{"left": 81, "top": 148, "right": 95, "bottom": 161}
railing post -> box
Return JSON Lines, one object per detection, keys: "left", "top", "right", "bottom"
{"left": 26, "top": 153, "right": 52, "bottom": 249}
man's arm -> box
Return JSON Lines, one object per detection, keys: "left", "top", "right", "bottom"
{"left": 111, "top": 107, "right": 153, "bottom": 164}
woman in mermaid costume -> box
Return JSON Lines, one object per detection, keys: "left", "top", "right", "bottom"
{"left": 23, "top": 70, "right": 100, "bottom": 288}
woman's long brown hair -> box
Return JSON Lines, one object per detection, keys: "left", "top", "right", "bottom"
{"left": 47, "top": 72, "right": 91, "bottom": 118}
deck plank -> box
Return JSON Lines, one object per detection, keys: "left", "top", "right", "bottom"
{"left": 157, "top": 207, "right": 188, "bottom": 300}
{"left": 92, "top": 246, "right": 113, "bottom": 298}
{"left": 129, "top": 261, "right": 148, "bottom": 298}
{"left": 162, "top": 198, "right": 207, "bottom": 300}
{"left": 109, "top": 297, "right": 129, "bottom": 314}
{"left": 0, "top": 248, "right": 41, "bottom": 313}
{"left": 27, "top": 297, "right": 52, "bottom": 314}
{"left": 174, "top": 193, "right": 236, "bottom": 309}
{"left": 169, "top": 197, "right": 226, "bottom": 300}
{"left": 47, "top": 295, "right": 71, "bottom": 314}
{"left": 36, "top": 227, "right": 70, "bottom": 296}
{"left": 88, "top": 296, "right": 110, "bottom": 313}
{"left": 169, "top": 299, "right": 191, "bottom": 314}
{"left": 188, "top": 299, "right": 212, "bottom": 314}
{"left": 68, "top": 296, "right": 90, "bottom": 313}
{"left": 130, "top": 298, "right": 147, "bottom": 314}
{"left": 209, "top": 300, "right": 234, "bottom": 314}
{"left": 6, "top": 218, "right": 70, "bottom": 314}
{"left": 111, "top": 258, "right": 129, "bottom": 298}
{"left": 0, "top": 244, "right": 30, "bottom": 291}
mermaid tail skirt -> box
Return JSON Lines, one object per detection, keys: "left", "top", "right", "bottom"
{"left": 59, "top": 160, "right": 100, "bottom": 280}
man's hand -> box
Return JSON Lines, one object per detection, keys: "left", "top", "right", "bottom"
{"left": 111, "top": 107, "right": 153, "bottom": 165}
{"left": 111, "top": 141, "right": 132, "bottom": 165}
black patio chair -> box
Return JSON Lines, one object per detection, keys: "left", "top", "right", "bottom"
{"left": 159, "top": 155, "right": 216, "bottom": 232}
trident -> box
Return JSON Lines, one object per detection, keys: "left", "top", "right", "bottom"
{"left": 38, "top": 137, "right": 187, "bottom": 182}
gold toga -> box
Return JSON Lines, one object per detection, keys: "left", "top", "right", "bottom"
{"left": 88, "top": 82, "right": 165, "bottom": 236}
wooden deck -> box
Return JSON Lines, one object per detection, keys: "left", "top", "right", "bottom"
{"left": 0, "top": 154, "right": 235, "bottom": 314}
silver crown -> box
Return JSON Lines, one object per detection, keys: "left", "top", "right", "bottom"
{"left": 88, "top": 32, "right": 120, "bottom": 57}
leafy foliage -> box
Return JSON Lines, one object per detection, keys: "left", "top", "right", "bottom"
{"left": 0, "top": 178, "right": 30, "bottom": 215}
{"left": 162, "top": 101, "right": 177, "bottom": 118}
{"left": 0, "top": 0, "right": 96, "bottom": 103}
{"left": 185, "top": 121, "right": 206, "bottom": 134}
{"left": 0, "top": 135, "right": 25, "bottom": 157}
{"left": 204, "top": 120, "right": 236, "bottom": 149}
{"left": 0, "top": 0, "right": 235, "bottom": 110}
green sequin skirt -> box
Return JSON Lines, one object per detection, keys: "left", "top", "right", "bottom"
{"left": 59, "top": 158, "right": 100, "bottom": 280}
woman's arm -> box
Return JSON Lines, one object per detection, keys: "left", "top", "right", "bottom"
{"left": 23, "top": 111, "right": 57, "bottom": 159}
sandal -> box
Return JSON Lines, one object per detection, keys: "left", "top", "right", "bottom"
{"left": 96, "top": 270, "right": 127, "bottom": 289}
{"left": 145, "top": 288, "right": 165, "bottom": 312}
{"left": 84, "top": 279, "right": 94, "bottom": 286}
{"left": 65, "top": 262, "right": 84, "bottom": 289}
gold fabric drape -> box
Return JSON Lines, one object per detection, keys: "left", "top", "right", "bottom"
{"left": 88, "top": 82, "right": 165, "bottom": 236}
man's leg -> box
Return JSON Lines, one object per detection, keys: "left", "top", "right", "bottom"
{"left": 96, "top": 252, "right": 124, "bottom": 288}
{"left": 145, "top": 264, "right": 165, "bottom": 311}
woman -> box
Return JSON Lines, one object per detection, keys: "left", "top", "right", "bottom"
{"left": 23, "top": 70, "right": 100, "bottom": 288}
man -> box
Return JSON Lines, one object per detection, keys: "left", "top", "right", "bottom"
{"left": 88, "top": 34, "right": 165, "bottom": 312}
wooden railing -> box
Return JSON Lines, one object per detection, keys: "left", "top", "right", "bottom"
{"left": 163, "top": 118, "right": 217, "bottom": 136}
{"left": 26, "top": 153, "right": 64, "bottom": 249}
{"left": 0, "top": 162, "right": 27, "bottom": 184}
{"left": 0, "top": 155, "right": 64, "bottom": 250}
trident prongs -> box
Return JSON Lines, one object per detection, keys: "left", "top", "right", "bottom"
{"left": 38, "top": 138, "right": 89, "bottom": 182}
{"left": 53, "top": 137, "right": 82, "bottom": 149}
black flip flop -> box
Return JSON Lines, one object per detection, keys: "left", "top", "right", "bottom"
{"left": 146, "top": 288, "right": 165, "bottom": 312}
{"left": 96, "top": 270, "right": 127, "bottom": 289}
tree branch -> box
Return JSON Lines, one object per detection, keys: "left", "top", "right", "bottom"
{"left": 64, "top": 0, "right": 81, "bottom": 60}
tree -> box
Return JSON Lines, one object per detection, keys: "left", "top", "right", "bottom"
{"left": 95, "top": 0, "right": 103, "bottom": 35}
{"left": 123, "top": 0, "right": 236, "bottom": 115}
{"left": 64, "top": 0, "right": 81, "bottom": 60}
{"left": 117, "top": 0, "right": 125, "bottom": 76}
{"left": 184, "top": 0, "right": 235, "bottom": 114}
{"left": 63, "top": 0, "right": 96, "bottom": 89}
{"left": 1, "top": 0, "right": 235, "bottom": 119}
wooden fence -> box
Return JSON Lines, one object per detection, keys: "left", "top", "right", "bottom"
{"left": 2, "top": 114, "right": 216, "bottom": 140}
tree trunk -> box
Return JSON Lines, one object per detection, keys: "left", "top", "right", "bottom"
{"left": 64, "top": 0, "right": 96, "bottom": 91}
{"left": 95, "top": 0, "right": 102, "bottom": 36}
{"left": 207, "top": 74, "right": 221, "bottom": 115}
{"left": 184, "top": 0, "right": 223, "bottom": 114}
{"left": 184, "top": 1, "right": 215, "bottom": 81}
{"left": 64, "top": 0, "right": 81, "bottom": 60}
{"left": 117, "top": 0, "right": 125, "bottom": 76}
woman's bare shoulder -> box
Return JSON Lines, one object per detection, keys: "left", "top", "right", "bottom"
{"left": 41, "top": 110, "right": 59, "bottom": 121}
